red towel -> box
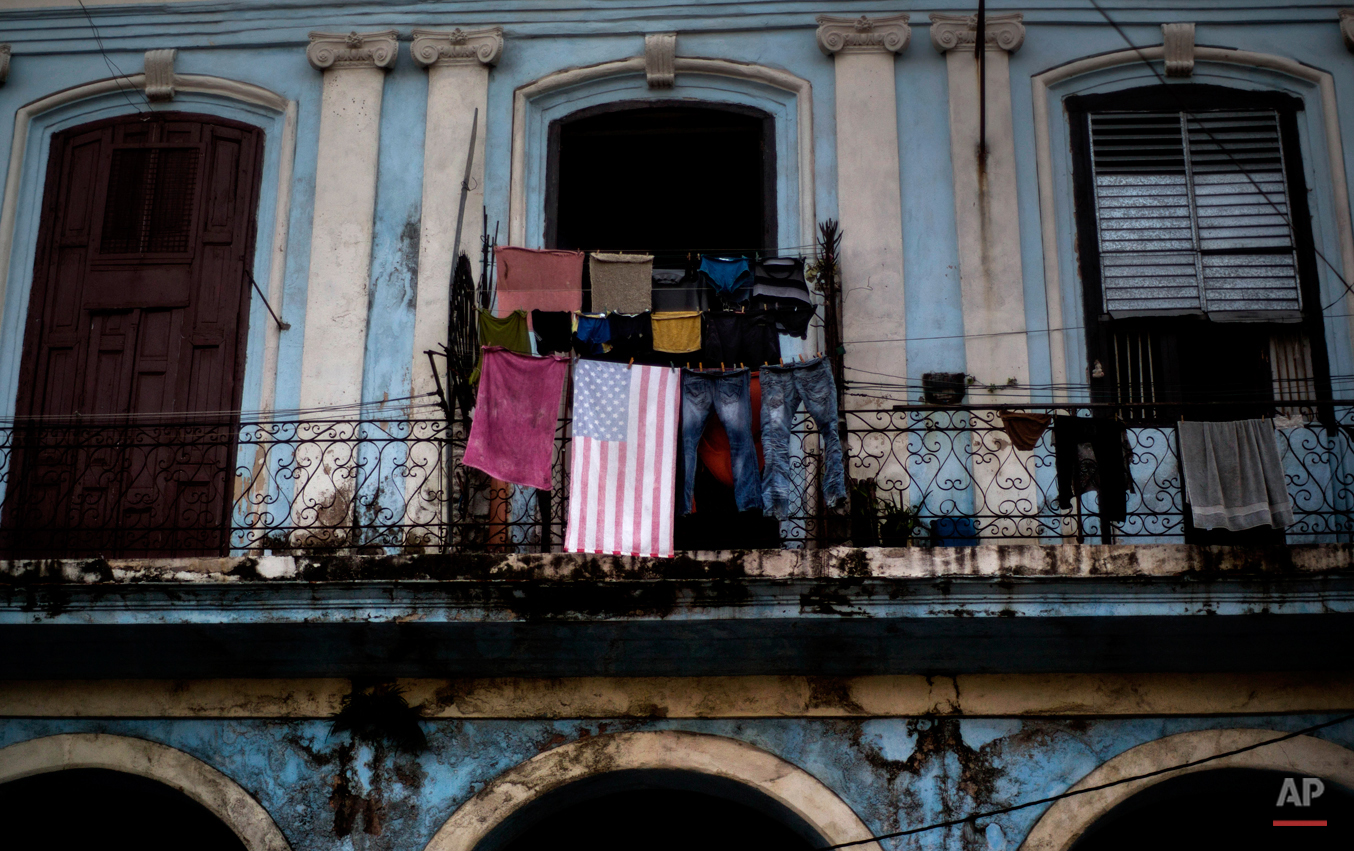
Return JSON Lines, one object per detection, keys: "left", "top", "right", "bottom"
{"left": 495, "top": 247, "right": 584, "bottom": 324}
{"left": 463, "top": 347, "right": 569, "bottom": 490}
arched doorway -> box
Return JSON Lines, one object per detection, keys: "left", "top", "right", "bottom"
{"left": 1069, "top": 768, "right": 1353, "bottom": 851}
{"left": 0, "top": 767, "right": 249, "bottom": 851}
{"left": 422, "top": 731, "right": 880, "bottom": 851}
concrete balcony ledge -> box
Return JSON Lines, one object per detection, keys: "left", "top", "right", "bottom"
{"left": 3, "top": 542, "right": 1354, "bottom": 586}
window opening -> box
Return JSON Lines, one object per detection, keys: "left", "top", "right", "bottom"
{"left": 100, "top": 146, "right": 201, "bottom": 254}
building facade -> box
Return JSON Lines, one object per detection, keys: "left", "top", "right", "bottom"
{"left": 1, "top": 2, "right": 1352, "bottom": 850}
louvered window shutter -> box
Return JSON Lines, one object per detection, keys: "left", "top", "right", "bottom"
{"left": 1088, "top": 110, "right": 1302, "bottom": 316}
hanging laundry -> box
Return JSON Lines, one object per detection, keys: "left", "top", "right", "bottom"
{"left": 698, "top": 255, "right": 754, "bottom": 307}
{"left": 652, "top": 268, "right": 707, "bottom": 313}
{"left": 651, "top": 311, "right": 702, "bottom": 354}
{"left": 495, "top": 247, "right": 584, "bottom": 322}
{"left": 998, "top": 411, "right": 1053, "bottom": 451}
{"left": 759, "top": 356, "right": 846, "bottom": 520}
{"left": 1178, "top": 419, "right": 1293, "bottom": 531}
{"left": 680, "top": 368, "right": 762, "bottom": 514}
{"left": 1053, "top": 416, "right": 1134, "bottom": 522}
{"left": 469, "top": 309, "right": 530, "bottom": 384}
{"left": 702, "top": 309, "right": 781, "bottom": 367}
{"left": 606, "top": 312, "right": 654, "bottom": 360}
{"left": 589, "top": 252, "right": 654, "bottom": 314}
{"left": 565, "top": 360, "right": 681, "bottom": 558}
{"left": 573, "top": 312, "right": 611, "bottom": 355}
{"left": 750, "top": 257, "right": 817, "bottom": 338}
{"left": 531, "top": 309, "right": 574, "bottom": 355}
{"left": 463, "top": 347, "right": 569, "bottom": 491}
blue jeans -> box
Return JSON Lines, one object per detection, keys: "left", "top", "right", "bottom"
{"left": 680, "top": 369, "right": 762, "bottom": 513}
{"left": 759, "top": 357, "right": 846, "bottom": 519}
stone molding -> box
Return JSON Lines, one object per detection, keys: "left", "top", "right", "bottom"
{"left": 645, "top": 32, "right": 676, "bottom": 88}
{"left": 144, "top": 48, "right": 176, "bottom": 101}
{"left": 0, "top": 45, "right": 10, "bottom": 86}
{"left": 815, "top": 14, "right": 911, "bottom": 56}
{"left": 306, "top": 30, "right": 398, "bottom": 71}
{"left": 410, "top": 27, "right": 504, "bottom": 69}
{"left": 1162, "top": 22, "right": 1195, "bottom": 77}
{"left": 929, "top": 11, "right": 1025, "bottom": 53}
{"left": 1342, "top": 10, "right": 1354, "bottom": 52}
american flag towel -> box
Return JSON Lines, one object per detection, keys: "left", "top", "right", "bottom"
{"left": 565, "top": 360, "right": 680, "bottom": 557}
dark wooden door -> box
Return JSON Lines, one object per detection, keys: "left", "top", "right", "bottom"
{"left": 3, "top": 113, "right": 263, "bottom": 556}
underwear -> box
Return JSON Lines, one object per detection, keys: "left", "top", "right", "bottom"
{"left": 651, "top": 311, "right": 702, "bottom": 354}
{"left": 702, "top": 309, "right": 781, "bottom": 368}
{"left": 698, "top": 256, "right": 753, "bottom": 305}
{"left": 751, "top": 257, "right": 813, "bottom": 302}
{"left": 606, "top": 312, "right": 654, "bottom": 359}
{"left": 573, "top": 313, "right": 611, "bottom": 356}
{"left": 532, "top": 310, "right": 574, "bottom": 355}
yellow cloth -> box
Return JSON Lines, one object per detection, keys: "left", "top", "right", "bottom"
{"left": 651, "top": 310, "right": 702, "bottom": 353}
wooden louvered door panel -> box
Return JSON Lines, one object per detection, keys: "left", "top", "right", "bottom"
{"left": 5, "top": 113, "right": 263, "bottom": 557}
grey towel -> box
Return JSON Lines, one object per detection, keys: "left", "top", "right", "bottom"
{"left": 590, "top": 253, "right": 653, "bottom": 313}
{"left": 1178, "top": 419, "right": 1293, "bottom": 531}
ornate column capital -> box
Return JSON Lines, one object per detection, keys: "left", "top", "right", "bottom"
{"left": 0, "top": 45, "right": 10, "bottom": 86}
{"left": 1342, "top": 10, "right": 1354, "bottom": 52}
{"left": 815, "top": 14, "right": 911, "bottom": 56}
{"left": 307, "top": 30, "right": 399, "bottom": 71}
{"left": 410, "top": 27, "right": 504, "bottom": 69}
{"left": 929, "top": 12, "right": 1025, "bottom": 54}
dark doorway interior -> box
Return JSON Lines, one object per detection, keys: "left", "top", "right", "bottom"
{"left": 0, "top": 768, "right": 248, "bottom": 851}
{"left": 497, "top": 787, "right": 817, "bottom": 851}
{"left": 547, "top": 103, "right": 774, "bottom": 265}
{"left": 1070, "top": 768, "right": 1353, "bottom": 851}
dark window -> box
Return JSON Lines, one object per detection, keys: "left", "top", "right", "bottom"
{"left": 100, "top": 146, "right": 201, "bottom": 254}
{"left": 547, "top": 102, "right": 775, "bottom": 265}
{"left": 1069, "top": 85, "right": 1332, "bottom": 419}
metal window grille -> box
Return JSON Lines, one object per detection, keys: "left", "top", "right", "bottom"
{"left": 1088, "top": 110, "right": 1301, "bottom": 316}
{"left": 100, "top": 147, "right": 200, "bottom": 254}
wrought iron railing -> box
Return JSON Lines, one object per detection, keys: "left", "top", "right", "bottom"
{"left": 0, "top": 402, "right": 1349, "bottom": 558}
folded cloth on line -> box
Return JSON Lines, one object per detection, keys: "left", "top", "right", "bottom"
{"left": 1178, "top": 418, "right": 1293, "bottom": 532}
{"left": 590, "top": 253, "right": 654, "bottom": 314}
{"left": 999, "top": 411, "right": 1053, "bottom": 451}
{"left": 651, "top": 310, "right": 702, "bottom": 354}
{"left": 469, "top": 309, "right": 530, "bottom": 384}
{"left": 463, "top": 347, "right": 569, "bottom": 491}
{"left": 495, "top": 247, "right": 584, "bottom": 322}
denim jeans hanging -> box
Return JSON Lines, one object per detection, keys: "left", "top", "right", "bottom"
{"left": 759, "top": 357, "right": 846, "bottom": 519}
{"left": 680, "top": 368, "right": 762, "bottom": 513}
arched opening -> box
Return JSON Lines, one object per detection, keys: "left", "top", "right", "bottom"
{"left": 545, "top": 101, "right": 775, "bottom": 264}
{"left": 481, "top": 770, "right": 820, "bottom": 851}
{"left": 1069, "top": 767, "right": 1353, "bottom": 851}
{"left": 0, "top": 767, "right": 249, "bottom": 851}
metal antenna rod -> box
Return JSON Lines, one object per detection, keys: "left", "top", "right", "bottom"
{"left": 976, "top": 0, "right": 987, "bottom": 162}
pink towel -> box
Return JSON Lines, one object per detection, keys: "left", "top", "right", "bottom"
{"left": 463, "top": 347, "right": 569, "bottom": 490}
{"left": 495, "top": 247, "right": 584, "bottom": 325}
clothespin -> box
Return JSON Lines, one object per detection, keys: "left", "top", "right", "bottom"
{"left": 628, "top": 357, "right": 635, "bottom": 369}
{"left": 798, "top": 354, "right": 806, "bottom": 363}
{"left": 720, "top": 362, "right": 726, "bottom": 372}
{"left": 779, "top": 357, "right": 785, "bottom": 366}
{"left": 699, "top": 362, "right": 703, "bottom": 371}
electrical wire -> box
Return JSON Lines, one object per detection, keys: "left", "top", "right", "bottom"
{"left": 75, "top": 0, "right": 151, "bottom": 118}
{"left": 820, "top": 712, "right": 1354, "bottom": 850}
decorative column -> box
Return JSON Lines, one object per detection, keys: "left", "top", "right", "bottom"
{"left": 816, "top": 14, "right": 911, "bottom": 406}
{"left": 409, "top": 27, "right": 503, "bottom": 405}
{"left": 300, "top": 30, "right": 397, "bottom": 413}
{"left": 930, "top": 13, "right": 1030, "bottom": 397}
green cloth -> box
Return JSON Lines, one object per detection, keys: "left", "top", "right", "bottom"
{"left": 470, "top": 309, "right": 531, "bottom": 384}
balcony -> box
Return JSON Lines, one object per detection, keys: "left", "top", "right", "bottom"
{"left": 0, "top": 402, "right": 1350, "bottom": 559}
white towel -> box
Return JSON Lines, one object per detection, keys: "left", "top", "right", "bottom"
{"left": 1178, "top": 419, "right": 1293, "bottom": 532}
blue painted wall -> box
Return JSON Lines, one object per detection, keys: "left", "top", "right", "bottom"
{"left": 1, "top": 713, "right": 1350, "bottom": 851}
